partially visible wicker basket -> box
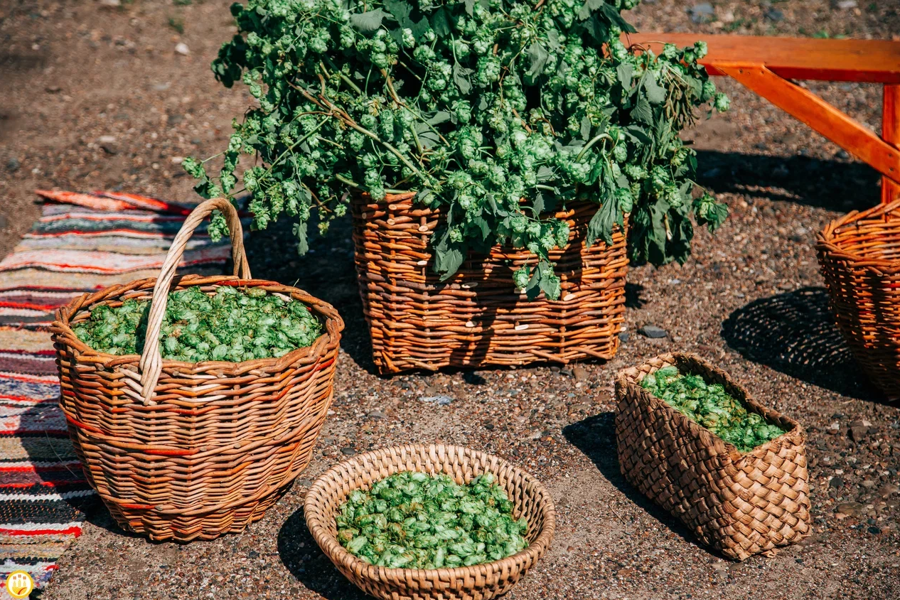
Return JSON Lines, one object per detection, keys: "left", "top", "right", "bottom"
{"left": 305, "top": 444, "right": 556, "bottom": 600}
{"left": 51, "top": 198, "right": 343, "bottom": 542}
{"left": 615, "top": 353, "right": 810, "bottom": 561}
{"left": 816, "top": 199, "right": 900, "bottom": 399}
{"left": 352, "top": 193, "right": 628, "bottom": 374}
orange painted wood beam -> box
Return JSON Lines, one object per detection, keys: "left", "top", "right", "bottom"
{"left": 884, "top": 85, "right": 900, "bottom": 203}
{"left": 624, "top": 34, "right": 900, "bottom": 84}
{"left": 713, "top": 63, "right": 900, "bottom": 185}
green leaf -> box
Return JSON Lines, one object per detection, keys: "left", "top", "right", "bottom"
{"left": 623, "top": 124, "right": 652, "bottom": 145}
{"left": 616, "top": 63, "right": 633, "bottom": 90}
{"left": 642, "top": 72, "right": 667, "bottom": 104}
{"left": 546, "top": 29, "right": 561, "bottom": 50}
{"left": 453, "top": 61, "right": 473, "bottom": 95}
{"left": 464, "top": 0, "right": 476, "bottom": 16}
{"left": 580, "top": 116, "right": 592, "bottom": 141}
{"left": 418, "top": 130, "right": 442, "bottom": 149}
{"left": 293, "top": 221, "right": 309, "bottom": 255}
{"left": 525, "top": 42, "right": 549, "bottom": 79}
{"left": 384, "top": 0, "right": 411, "bottom": 22}
{"left": 536, "top": 166, "right": 554, "bottom": 182}
{"left": 577, "top": 0, "right": 604, "bottom": 21}
{"left": 430, "top": 7, "right": 451, "bottom": 37}
{"left": 586, "top": 195, "right": 618, "bottom": 247}
{"left": 427, "top": 111, "right": 451, "bottom": 125}
{"left": 435, "top": 244, "right": 464, "bottom": 280}
{"left": 600, "top": 4, "right": 636, "bottom": 33}
{"left": 532, "top": 192, "right": 544, "bottom": 216}
{"left": 631, "top": 96, "right": 654, "bottom": 124}
{"left": 350, "top": 9, "right": 386, "bottom": 34}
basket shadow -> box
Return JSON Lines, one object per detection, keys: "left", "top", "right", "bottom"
{"left": 695, "top": 150, "right": 880, "bottom": 212}
{"left": 561, "top": 412, "right": 700, "bottom": 551}
{"left": 721, "top": 287, "right": 880, "bottom": 401}
{"left": 243, "top": 216, "right": 380, "bottom": 376}
{"left": 277, "top": 506, "right": 368, "bottom": 600}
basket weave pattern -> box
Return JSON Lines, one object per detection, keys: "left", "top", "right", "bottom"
{"left": 352, "top": 193, "right": 628, "bottom": 374}
{"left": 305, "top": 444, "right": 555, "bottom": 600}
{"left": 51, "top": 199, "right": 343, "bottom": 541}
{"left": 816, "top": 199, "right": 900, "bottom": 398}
{"left": 615, "top": 353, "right": 810, "bottom": 560}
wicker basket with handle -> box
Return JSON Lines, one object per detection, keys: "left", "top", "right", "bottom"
{"left": 352, "top": 193, "right": 628, "bottom": 374}
{"left": 816, "top": 198, "right": 900, "bottom": 399}
{"left": 615, "top": 353, "right": 810, "bottom": 560}
{"left": 305, "top": 444, "right": 556, "bottom": 600}
{"left": 51, "top": 198, "right": 343, "bottom": 542}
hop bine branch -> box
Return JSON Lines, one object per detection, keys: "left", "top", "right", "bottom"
{"left": 186, "top": 0, "right": 729, "bottom": 299}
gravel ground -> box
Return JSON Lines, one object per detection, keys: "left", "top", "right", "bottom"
{"left": 2, "top": 1, "right": 900, "bottom": 599}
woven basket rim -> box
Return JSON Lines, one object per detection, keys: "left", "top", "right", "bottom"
{"left": 615, "top": 352, "right": 804, "bottom": 460}
{"left": 51, "top": 273, "right": 344, "bottom": 377}
{"left": 816, "top": 198, "right": 900, "bottom": 274}
{"left": 304, "top": 443, "right": 556, "bottom": 582}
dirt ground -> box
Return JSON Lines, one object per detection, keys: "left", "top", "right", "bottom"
{"left": 2, "top": 0, "right": 900, "bottom": 598}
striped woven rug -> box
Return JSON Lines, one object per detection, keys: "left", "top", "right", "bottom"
{"left": 0, "top": 191, "right": 244, "bottom": 592}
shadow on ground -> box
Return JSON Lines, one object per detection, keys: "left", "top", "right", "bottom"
{"left": 278, "top": 506, "right": 367, "bottom": 600}
{"left": 695, "top": 150, "right": 881, "bottom": 211}
{"left": 244, "top": 216, "right": 379, "bottom": 375}
{"left": 721, "top": 287, "right": 879, "bottom": 400}
{"left": 562, "top": 412, "right": 698, "bottom": 550}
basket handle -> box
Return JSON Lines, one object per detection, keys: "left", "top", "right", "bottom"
{"left": 139, "top": 198, "right": 251, "bottom": 403}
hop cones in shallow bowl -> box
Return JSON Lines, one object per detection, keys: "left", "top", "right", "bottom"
{"left": 304, "top": 444, "right": 555, "bottom": 600}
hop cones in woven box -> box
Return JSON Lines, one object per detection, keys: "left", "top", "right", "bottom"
{"left": 816, "top": 198, "right": 900, "bottom": 399}
{"left": 51, "top": 199, "right": 344, "bottom": 542}
{"left": 614, "top": 353, "right": 810, "bottom": 560}
{"left": 352, "top": 193, "right": 628, "bottom": 374}
{"left": 305, "top": 444, "right": 555, "bottom": 600}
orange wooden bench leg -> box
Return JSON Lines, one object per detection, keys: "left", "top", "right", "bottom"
{"left": 715, "top": 63, "right": 900, "bottom": 188}
{"left": 884, "top": 84, "right": 900, "bottom": 204}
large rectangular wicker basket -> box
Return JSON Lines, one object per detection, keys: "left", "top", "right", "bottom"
{"left": 352, "top": 193, "right": 628, "bottom": 374}
{"left": 614, "top": 353, "right": 810, "bottom": 560}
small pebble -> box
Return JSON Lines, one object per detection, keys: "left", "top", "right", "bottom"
{"left": 419, "top": 395, "right": 454, "bottom": 406}
{"left": 639, "top": 325, "right": 667, "bottom": 339}
{"left": 835, "top": 502, "right": 864, "bottom": 517}
{"left": 175, "top": 42, "right": 190, "bottom": 56}
{"left": 572, "top": 366, "right": 588, "bottom": 381}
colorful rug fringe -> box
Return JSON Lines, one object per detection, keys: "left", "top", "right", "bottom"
{"left": 0, "top": 191, "right": 243, "bottom": 591}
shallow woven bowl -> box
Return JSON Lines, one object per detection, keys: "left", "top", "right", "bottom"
{"left": 305, "top": 444, "right": 556, "bottom": 600}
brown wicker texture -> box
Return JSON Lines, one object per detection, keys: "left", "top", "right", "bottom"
{"left": 352, "top": 193, "right": 628, "bottom": 374}
{"left": 50, "top": 198, "right": 344, "bottom": 542}
{"left": 305, "top": 444, "right": 555, "bottom": 600}
{"left": 816, "top": 198, "right": 900, "bottom": 400}
{"left": 615, "top": 353, "right": 810, "bottom": 561}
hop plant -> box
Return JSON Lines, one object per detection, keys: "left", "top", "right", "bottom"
{"left": 187, "top": 0, "right": 729, "bottom": 299}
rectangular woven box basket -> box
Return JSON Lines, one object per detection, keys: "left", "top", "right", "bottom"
{"left": 614, "top": 353, "right": 811, "bottom": 560}
{"left": 352, "top": 193, "right": 628, "bottom": 374}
